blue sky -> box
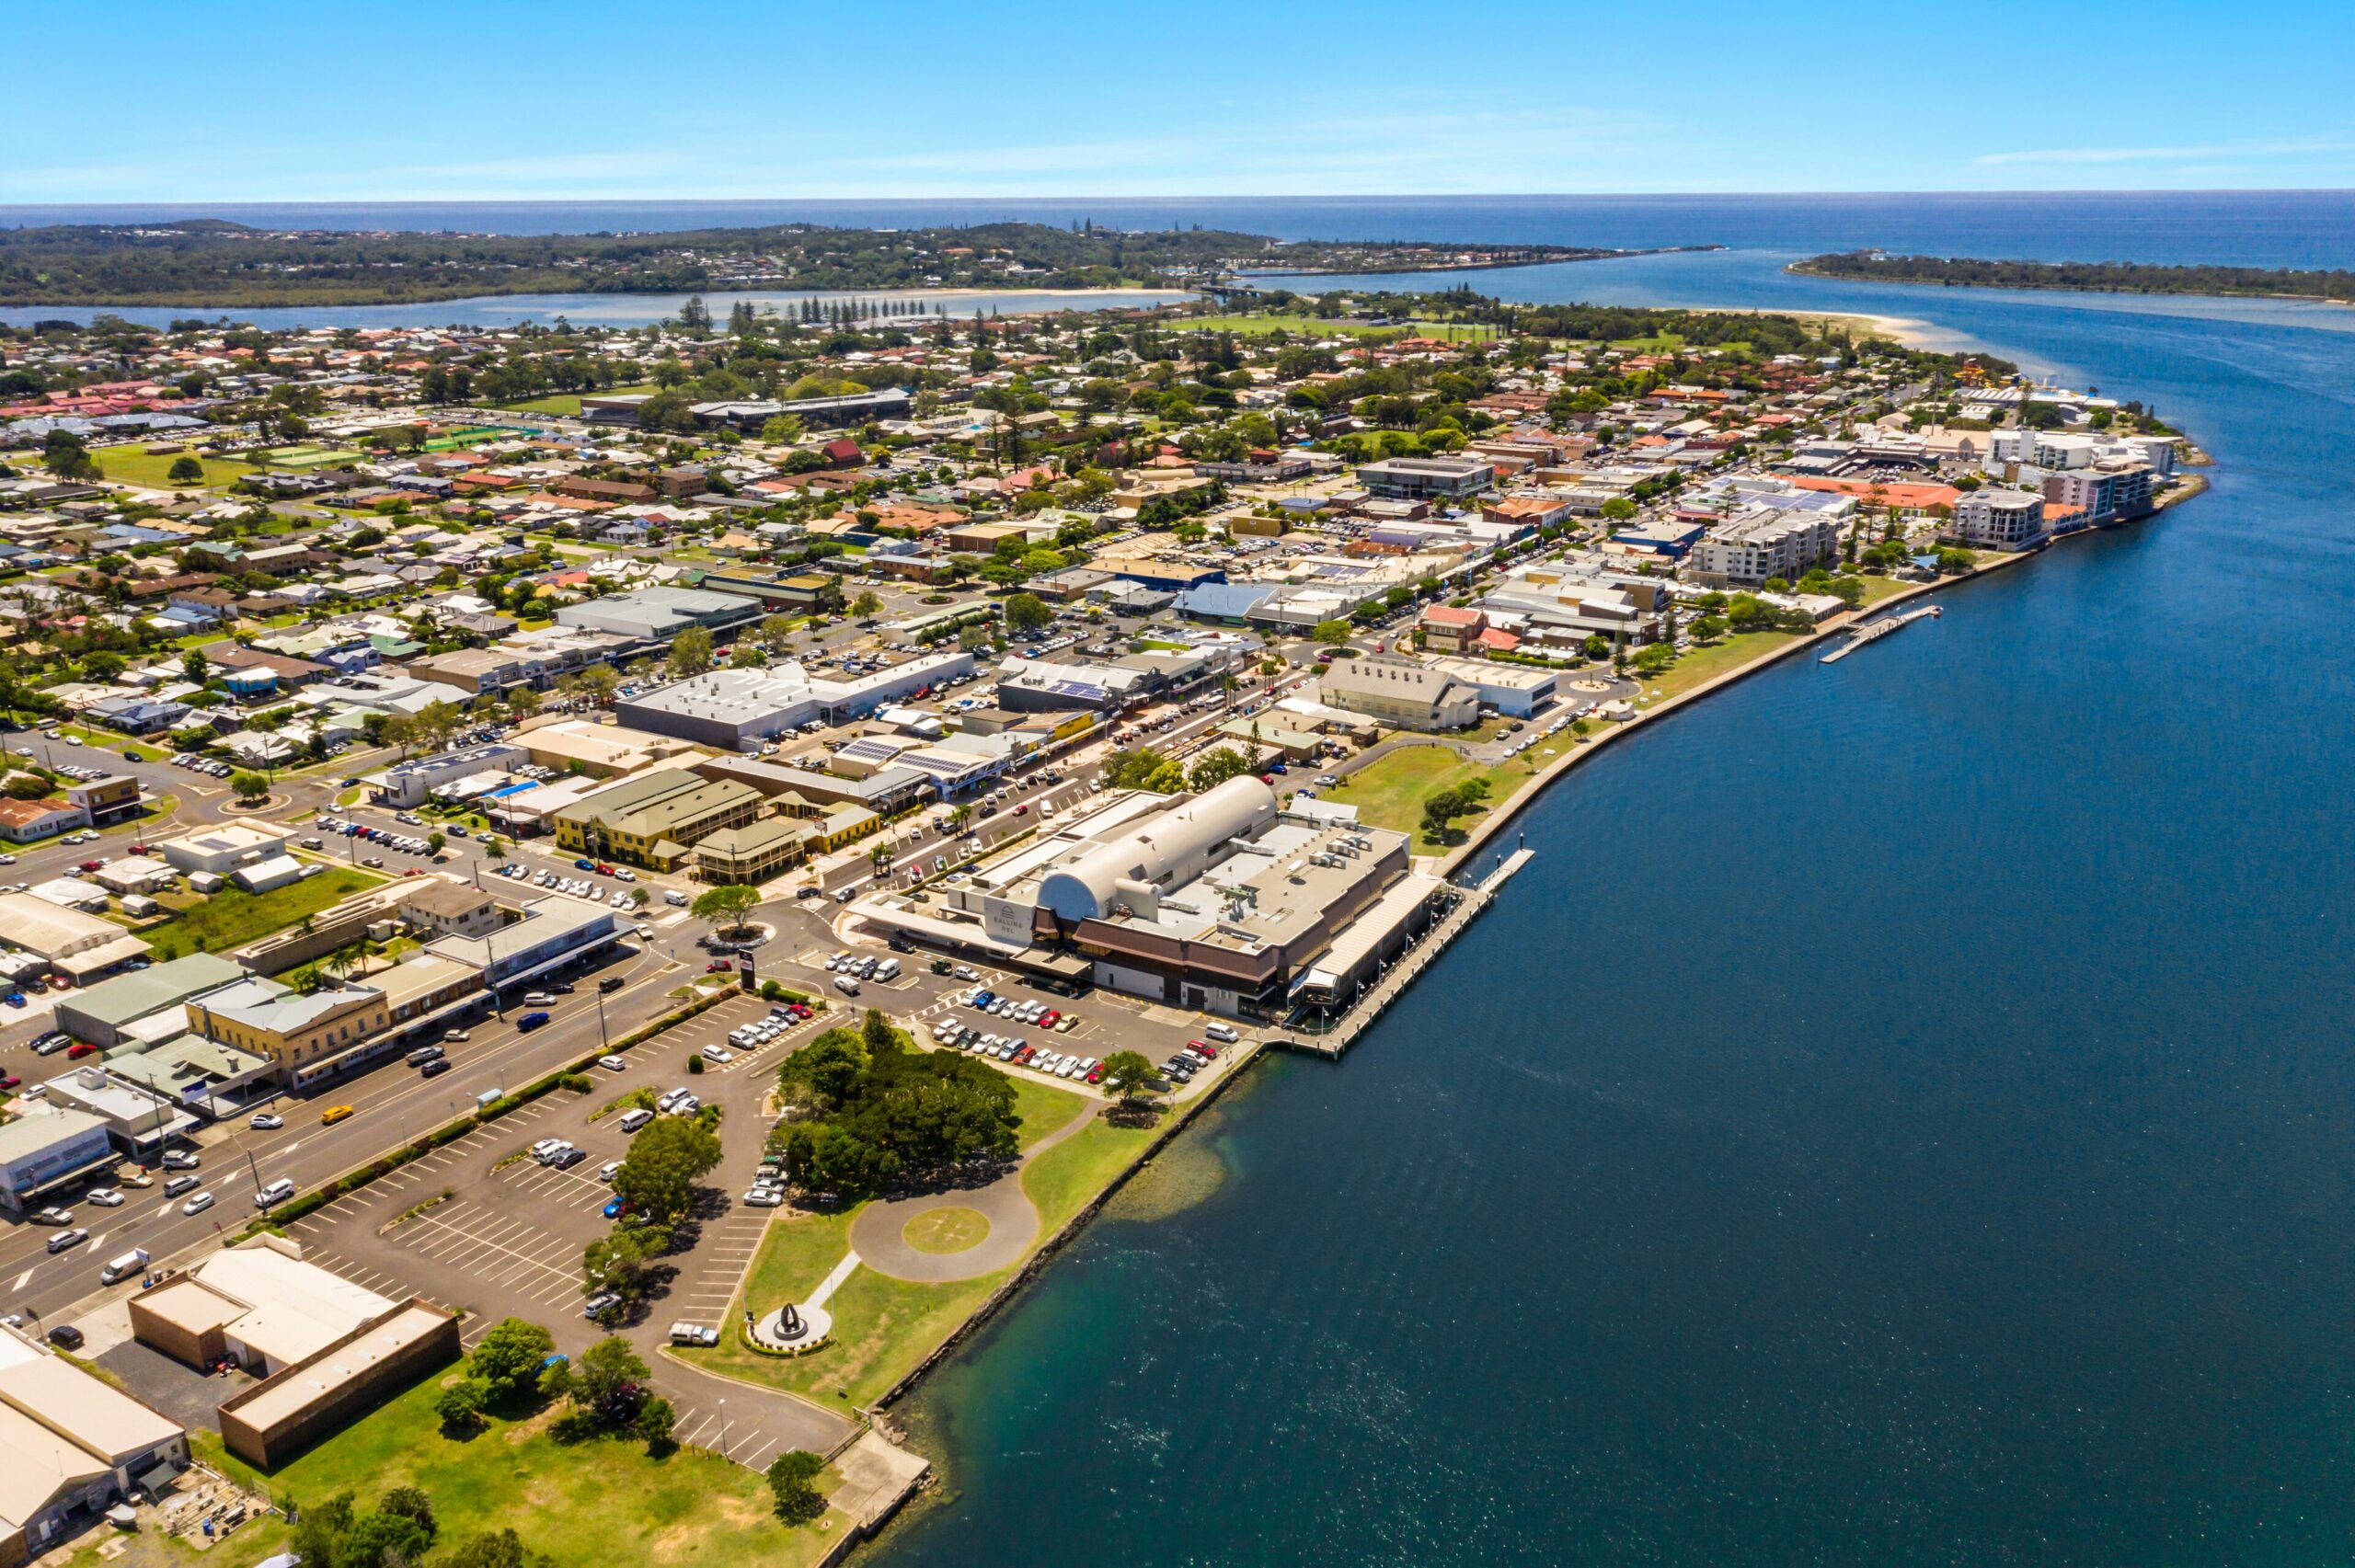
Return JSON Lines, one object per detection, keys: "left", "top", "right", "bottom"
{"left": 11, "top": 1, "right": 2355, "bottom": 201}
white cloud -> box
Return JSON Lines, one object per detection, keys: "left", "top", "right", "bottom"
{"left": 1976, "top": 135, "right": 2355, "bottom": 166}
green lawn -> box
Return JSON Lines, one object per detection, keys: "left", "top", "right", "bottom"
{"left": 89, "top": 446, "right": 258, "bottom": 490}
{"left": 1857, "top": 572, "right": 1916, "bottom": 606}
{"left": 192, "top": 1366, "right": 850, "bottom": 1568}
{"left": 1632, "top": 630, "right": 1806, "bottom": 707}
{"left": 500, "top": 382, "right": 656, "bottom": 416}
{"left": 1019, "top": 1112, "right": 1158, "bottom": 1231}
{"left": 144, "top": 865, "right": 383, "bottom": 959}
{"left": 679, "top": 1103, "right": 1160, "bottom": 1408}
{"left": 1178, "top": 314, "right": 1499, "bottom": 341}
{"left": 1318, "top": 743, "right": 1527, "bottom": 849}
{"left": 1008, "top": 1074, "right": 1090, "bottom": 1150}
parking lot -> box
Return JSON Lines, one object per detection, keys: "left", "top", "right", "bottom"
{"left": 277, "top": 989, "right": 856, "bottom": 1460}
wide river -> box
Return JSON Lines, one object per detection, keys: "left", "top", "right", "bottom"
{"left": 871, "top": 234, "right": 2355, "bottom": 1563}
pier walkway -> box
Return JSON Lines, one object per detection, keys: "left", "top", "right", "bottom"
{"left": 1283, "top": 847, "right": 1534, "bottom": 1059}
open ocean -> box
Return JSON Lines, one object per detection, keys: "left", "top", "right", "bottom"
{"left": 21, "top": 191, "right": 2355, "bottom": 1562}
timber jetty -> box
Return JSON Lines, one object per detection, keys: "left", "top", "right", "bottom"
{"left": 1281, "top": 847, "right": 1534, "bottom": 1059}
{"left": 1821, "top": 604, "right": 1941, "bottom": 664}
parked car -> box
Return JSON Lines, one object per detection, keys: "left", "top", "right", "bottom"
{"left": 582, "top": 1292, "right": 622, "bottom": 1321}
{"left": 249, "top": 1112, "right": 283, "bottom": 1130}
{"left": 160, "top": 1150, "right": 200, "bottom": 1171}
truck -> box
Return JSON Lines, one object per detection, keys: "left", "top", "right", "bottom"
{"left": 99, "top": 1247, "right": 150, "bottom": 1286}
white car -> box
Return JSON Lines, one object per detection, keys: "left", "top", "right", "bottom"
{"left": 701, "top": 1044, "right": 732, "bottom": 1064}
{"left": 598, "top": 1054, "right": 627, "bottom": 1071}
{"left": 250, "top": 1112, "right": 284, "bottom": 1129}
{"left": 182, "top": 1191, "right": 215, "bottom": 1215}
{"left": 743, "top": 1188, "right": 784, "bottom": 1207}
{"left": 86, "top": 1187, "right": 124, "bottom": 1207}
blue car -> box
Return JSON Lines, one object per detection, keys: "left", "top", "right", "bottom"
{"left": 518, "top": 1011, "right": 551, "bottom": 1032}
{"left": 972, "top": 990, "right": 996, "bottom": 1009}
{"left": 2, "top": 993, "right": 22, "bottom": 1008}
{"left": 573, "top": 858, "right": 596, "bottom": 871}
{"left": 603, "top": 1198, "right": 627, "bottom": 1219}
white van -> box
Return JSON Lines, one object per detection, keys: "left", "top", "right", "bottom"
{"left": 874, "top": 958, "right": 901, "bottom": 982}
{"left": 100, "top": 1247, "right": 151, "bottom": 1285}
{"left": 1203, "top": 1023, "right": 1240, "bottom": 1043}
{"left": 522, "top": 990, "right": 555, "bottom": 1006}
{"left": 618, "top": 1108, "right": 656, "bottom": 1133}
{"left": 254, "top": 1178, "right": 296, "bottom": 1208}
{"left": 833, "top": 976, "right": 861, "bottom": 996}
{"left": 664, "top": 889, "right": 689, "bottom": 907}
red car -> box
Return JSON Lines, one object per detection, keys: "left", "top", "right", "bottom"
{"left": 1189, "top": 1040, "right": 1219, "bottom": 1059}
{"left": 1013, "top": 803, "right": 1028, "bottom": 816}
{"left": 65, "top": 1042, "right": 97, "bottom": 1059}
{"left": 0, "top": 1074, "right": 19, "bottom": 1091}
{"left": 1039, "top": 1010, "right": 1061, "bottom": 1028}
{"left": 49, "top": 976, "right": 71, "bottom": 991}
{"left": 594, "top": 864, "right": 615, "bottom": 876}
{"left": 1085, "top": 1062, "right": 1107, "bottom": 1084}
{"left": 77, "top": 860, "right": 101, "bottom": 874}
{"left": 706, "top": 960, "right": 732, "bottom": 973}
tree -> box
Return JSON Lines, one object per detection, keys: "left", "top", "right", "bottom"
{"left": 580, "top": 1222, "right": 669, "bottom": 1306}
{"left": 377, "top": 1487, "right": 436, "bottom": 1541}
{"left": 484, "top": 836, "right": 506, "bottom": 860}
{"left": 337, "top": 1507, "right": 433, "bottom": 1568}
{"left": 467, "top": 1318, "right": 556, "bottom": 1400}
{"left": 849, "top": 590, "right": 882, "bottom": 617}
{"left": 634, "top": 1393, "right": 676, "bottom": 1453}
{"left": 1100, "top": 1049, "right": 1158, "bottom": 1105}
{"left": 1599, "top": 496, "right": 1638, "bottom": 523}
{"left": 167, "top": 455, "right": 206, "bottom": 485}
{"left": 1186, "top": 747, "right": 1250, "bottom": 792}
{"left": 427, "top": 830, "right": 446, "bottom": 856}
{"left": 667, "top": 626, "right": 714, "bottom": 678}
{"left": 611, "top": 1113, "right": 724, "bottom": 1221}
{"left": 181, "top": 648, "right": 211, "bottom": 683}
{"left": 434, "top": 1377, "right": 488, "bottom": 1434}
{"left": 690, "top": 883, "right": 760, "bottom": 938}
{"left": 288, "top": 964, "right": 329, "bottom": 996}
{"left": 573, "top": 663, "right": 621, "bottom": 707}
{"left": 1005, "top": 592, "right": 1051, "bottom": 635}
{"left": 767, "top": 1450, "right": 828, "bottom": 1525}
{"left": 1101, "top": 749, "right": 1185, "bottom": 794}
{"left": 564, "top": 1334, "right": 649, "bottom": 1423}
{"left": 230, "top": 769, "right": 270, "bottom": 802}
{"left": 506, "top": 685, "right": 541, "bottom": 719}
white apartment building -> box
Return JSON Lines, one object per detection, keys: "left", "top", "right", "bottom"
{"left": 1950, "top": 488, "right": 2048, "bottom": 550}
{"left": 1686, "top": 508, "right": 1844, "bottom": 588}
{"left": 2042, "top": 465, "right": 2156, "bottom": 526}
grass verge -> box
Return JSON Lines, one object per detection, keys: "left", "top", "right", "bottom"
{"left": 192, "top": 1369, "right": 850, "bottom": 1568}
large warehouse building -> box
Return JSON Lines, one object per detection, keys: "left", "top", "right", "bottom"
{"left": 616, "top": 651, "right": 975, "bottom": 750}
{"left": 858, "top": 777, "right": 1450, "bottom": 1018}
